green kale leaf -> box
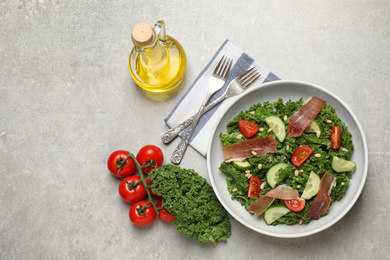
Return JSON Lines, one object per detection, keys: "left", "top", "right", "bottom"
{"left": 148, "top": 164, "right": 231, "bottom": 246}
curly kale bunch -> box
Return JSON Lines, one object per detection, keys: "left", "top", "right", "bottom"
{"left": 148, "top": 164, "right": 231, "bottom": 246}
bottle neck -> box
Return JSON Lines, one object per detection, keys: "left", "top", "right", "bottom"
{"left": 131, "top": 22, "right": 168, "bottom": 65}
{"left": 137, "top": 36, "right": 166, "bottom": 65}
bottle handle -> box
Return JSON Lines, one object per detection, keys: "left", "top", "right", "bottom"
{"left": 154, "top": 20, "right": 167, "bottom": 42}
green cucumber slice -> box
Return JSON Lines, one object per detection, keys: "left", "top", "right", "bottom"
{"left": 301, "top": 171, "right": 321, "bottom": 200}
{"left": 304, "top": 120, "right": 321, "bottom": 136}
{"left": 232, "top": 160, "right": 251, "bottom": 171}
{"left": 266, "top": 163, "right": 288, "bottom": 188}
{"left": 264, "top": 116, "right": 286, "bottom": 142}
{"left": 331, "top": 156, "right": 357, "bottom": 172}
{"left": 264, "top": 205, "right": 291, "bottom": 225}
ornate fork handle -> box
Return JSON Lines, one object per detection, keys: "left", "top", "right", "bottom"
{"left": 170, "top": 93, "right": 213, "bottom": 165}
{"left": 161, "top": 117, "right": 194, "bottom": 144}
{"left": 161, "top": 94, "right": 226, "bottom": 144}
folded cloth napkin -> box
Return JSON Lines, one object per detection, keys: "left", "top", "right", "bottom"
{"left": 164, "top": 39, "right": 280, "bottom": 157}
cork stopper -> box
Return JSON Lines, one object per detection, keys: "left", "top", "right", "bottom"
{"left": 132, "top": 23, "right": 154, "bottom": 46}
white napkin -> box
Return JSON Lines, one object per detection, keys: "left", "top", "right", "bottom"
{"left": 164, "top": 39, "right": 280, "bottom": 157}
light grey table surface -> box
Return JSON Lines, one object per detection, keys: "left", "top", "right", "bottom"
{"left": 1, "top": 1, "right": 389, "bottom": 259}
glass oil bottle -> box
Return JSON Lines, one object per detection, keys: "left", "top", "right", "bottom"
{"left": 129, "top": 20, "right": 187, "bottom": 93}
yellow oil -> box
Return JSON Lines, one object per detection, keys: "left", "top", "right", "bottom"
{"left": 129, "top": 36, "right": 186, "bottom": 93}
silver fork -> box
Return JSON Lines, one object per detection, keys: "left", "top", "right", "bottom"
{"left": 170, "top": 55, "right": 233, "bottom": 164}
{"left": 162, "top": 67, "right": 260, "bottom": 144}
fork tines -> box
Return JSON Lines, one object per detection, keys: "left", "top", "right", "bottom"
{"left": 214, "top": 55, "right": 233, "bottom": 78}
{"left": 239, "top": 67, "right": 261, "bottom": 88}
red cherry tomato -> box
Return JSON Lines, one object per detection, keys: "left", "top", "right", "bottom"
{"left": 146, "top": 178, "right": 162, "bottom": 198}
{"left": 129, "top": 200, "right": 157, "bottom": 226}
{"left": 156, "top": 199, "right": 176, "bottom": 222}
{"left": 118, "top": 176, "right": 146, "bottom": 203}
{"left": 330, "top": 126, "right": 342, "bottom": 149}
{"left": 247, "top": 176, "right": 262, "bottom": 198}
{"left": 136, "top": 145, "right": 164, "bottom": 173}
{"left": 284, "top": 198, "right": 306, "bottom": 212}
{"left": 238, "top": 120, "right": 259, "bottom": 138}
{"left": 107, "top": 150, "right": 136, "bottom": 178}
{"left": 291, "top": 146, "right": 314, "bottom": 167}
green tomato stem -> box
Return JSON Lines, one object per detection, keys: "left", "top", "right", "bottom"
{"left": 129, "top": 153, "right": 159, "bottom": 216}
{"left": 116, "top": 153, "right": 133, "bottom": 174}
{"left": 126, "top": 179, "right": 142, "bottom": 190}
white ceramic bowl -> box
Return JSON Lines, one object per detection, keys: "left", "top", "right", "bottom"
{"left": 207, "top": 80, "right": 368, "bottom": 238}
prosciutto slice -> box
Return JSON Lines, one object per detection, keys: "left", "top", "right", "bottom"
{"left": 307, "top": 172, "right": 336, "bottom": 220}
{"left": 222, "top": 136, "right": 277, "bottom": 162}
{"left": 287, "top": 97, "right": 326, "bottom": 137}
{"left": 248, "top": 185, "right": 299, "bottom": 216}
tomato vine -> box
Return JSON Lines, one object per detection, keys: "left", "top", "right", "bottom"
{"left": 128, "top": 153, "right": 160, "bottom": 216}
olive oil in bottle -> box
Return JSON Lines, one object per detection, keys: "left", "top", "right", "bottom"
{"left": 129, "top": 21, "right": 187, "bottom": 93}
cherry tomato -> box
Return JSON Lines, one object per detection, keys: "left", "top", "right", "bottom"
{"left": 238, "top": 120, "right": 259, "bottom": 138}
{"left": 146, "top": 178, "right": 162, "bottom": 198}
{"left": 129, "top": 200, "right": 157, "bottom": 226}
{"left": 291, "top": 146, "right": 314, "bottom": 167}
{"left": 136, "top": 145, "right": 164, "bottom": 173}
{"left": 156, "top": 199, "right": 176, "bottom": 222}
{"left": 247, "top": 176, "right": 262, "bottom": 198}
{"left": 107, "top": 150, "right": 136, "bottom": 178}
{"left": 284, "top": 198, "right": 306, "bottom": 212}
{"left": 330, "top": 126, "right": 342, "bottom": 150}
{"left": 118, "top": 176, "right": 146, "bottom": 203}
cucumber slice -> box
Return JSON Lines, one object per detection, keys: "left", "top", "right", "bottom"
{"left": 264, "top": 205, "right": 291, "bottom": 225}
{"left": 331, "top": 156, "right": 357, "bottom": 172}
{"left": 232, "top": 160, "right": 251, "bottom": 171}
{"left": 266, "top": 163, "right": 288, "bottom": 188}
{"left": 304, "top": 120, "right": 321, "bottom": 136}
{"left": 264, "top": 116, "right": 286, "bottom": 142}
{"left": 301, "top": 171, "right": 321, "bottom": 200}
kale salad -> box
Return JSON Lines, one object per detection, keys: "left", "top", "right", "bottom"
{"left": 218, "top": 98, "right": 356, "bottom": 225}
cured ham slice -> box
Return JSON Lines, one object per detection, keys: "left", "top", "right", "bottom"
{"left": 248, "top": 185, "right": 299, "bottom": 216}
{"left": 287, "top": 97, "right": 326, "bottom": 137}
{"left": 307, "top": 172, "right": 336, "bottom": 220}
{"left": 222, "top": 136, "right": 277, "bottom": 162}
